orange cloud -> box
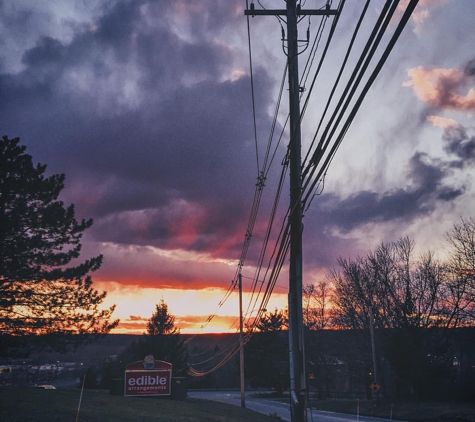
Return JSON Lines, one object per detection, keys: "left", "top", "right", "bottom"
{"left": 396, "top": 0, "right": 452, "bottom": 33}
{"left": 94, "top": 242, "right": 238, "bottom": 290}
{"left": 403, "top": 65, "right": 475, "bottom": 110}
{"left": 128, "top": 315, "right": 149, "bottom": 321}
{"left": 176, "top": 315, "right": 240, "bottom": 332}
{"left": 113, "top": 315, "right": 241, "bottom": 335}
{"left": 96, "top": 282, "right": 289, "bottom": 335}
{"left": 427, "top": 115, "right": 459, "bottom": 129}
{"left": 113, "top": 321, "right": 147, "bottom": 334}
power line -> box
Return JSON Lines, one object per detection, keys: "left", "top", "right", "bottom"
{"left": 303, "top": 0, "right": 419, "bottom": 210}
{"left": 246, "top": 0, "right": 260, "bottom": 175}
{"left": 187, "top": 0, "right": 420, "bottom": 380}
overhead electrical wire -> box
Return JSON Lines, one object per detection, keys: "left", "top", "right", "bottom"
{"left": 244, "top": 0, "right": 415, "bottom": 346}
{"left": 302, "top": 0, "right": 404, "bottom": 203}
{"left": 302, "top": 0, "right": 420, "bottom": 211}
{"left": 186, "top": 3, "right": 290, "bottom": 355}
{"left": 186, "top": 0, "right": 342, "bottom": 376}
{"left": 262, "top": 65, "right": 288, "bottom": 176}
{"left": 191, "top": 46, "right": 292, "bottom": 340}
{"left": 188, "top": 0, "right": 336, "bottom": 376}
{"left": 188, "top": 0, "right": 420, "bottom": 377}
{"left": 300, "top": 1, "right": 332, "bottom": 91}
{"left": 300, "top": 0, "right": 370, "bottom": 210}
{"left": 242, "top": 3, "right": 337, "bottom": 331}
{"left": 192, "top": 18, "right": 281, "bottom": 337}
{"left": 255, "top": 1, "right": 420, "bottom": 342}
{"left": 305, "top": 0, "right": 395, "bottom": 175}
{"left": 190, "top": 70, "right": 286, "bottom": 336}
{"left": 246, "top": 0, "right": 260, "bottom": 175}
{"left": 243, "top": 159, "right": 289, "bottom": 326}
{"left": 300, "top": 0, "right": 346, "bottom": 124}
{"left": 240, "top": 1, "right": 343, "bottom": 332}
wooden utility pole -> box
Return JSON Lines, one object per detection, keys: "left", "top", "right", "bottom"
{"left": 286, "top": 0, "right": 306, "bottom": 419}
{"left": 245, "top": 3, "right": 337, "bottom": 422}
{"left": 369, "top": 305, "right": 380, "bottom": 402}
{"left": 239, "top": 272, "right": 245, "bottom": 408}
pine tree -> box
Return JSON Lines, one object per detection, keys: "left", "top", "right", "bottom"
{"left": 146, "top": 299, "right": 179, "bottom": 336}
{"left": 119, "top": 299, "right": 186, "bottom": 374}
{"left": 244, "top": 308, "right": 289, "bottom": 393}
{"left": 0, "top": 136, "right": 118, "bottom": 344}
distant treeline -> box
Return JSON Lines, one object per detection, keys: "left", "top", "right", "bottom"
{"left": 2, "top": 328, "right": 474, "bottom": 402}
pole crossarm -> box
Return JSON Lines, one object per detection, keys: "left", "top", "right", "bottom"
{"left": 245, "top": 10, "right": 338, "bottom": 16}
{"left": 244, "top": 2, "right": 333, "bottom": 421}
{"left": 245, "top": 8, "right": 338, "bottom": 17}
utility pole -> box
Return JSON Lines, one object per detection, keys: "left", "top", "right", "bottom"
{"left": 286, "top": 0, "right": 306, "bottom": 420}
{"left": 239, "top": 272, "right": 245, "bottom": 408}
{"left": 245, "top": 3, "right": 337, "bottom": 422}
{"left": 369, "top": 305, "right": 380, "bottom": 402}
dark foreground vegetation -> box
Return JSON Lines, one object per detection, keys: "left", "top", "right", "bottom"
{"left": 2, "top": 386, "right": 475, "bottom": 422}
{"left": 0, "top": 387, "right": 277, "bottom": 422}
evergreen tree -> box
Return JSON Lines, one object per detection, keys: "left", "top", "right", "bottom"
{"left": 119, "top": 299, "right": 186, "bottom": 375}
{"left": 244, "top": 308, "right": 289, "bottom": 394}
{"left": 0, "top": 136, "right": 118, "bottom": 346}
{"left": 146, "top": 299, "right": 179, "bottom": 336}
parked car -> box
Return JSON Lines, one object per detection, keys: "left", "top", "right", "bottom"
{"left": 36, "top": 384, "right": 57, "bottom": 390}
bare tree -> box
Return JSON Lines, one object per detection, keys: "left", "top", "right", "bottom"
{"left": 303, "top": 282, "right": 332, "bottom": 330}
{"left": 329, "top": 235, "right": 474, "bottom": 399}
{"left": 445, "top": 217, "right": 475, "bottom": 323}
{"left": 330, "top": 237, "right": 467, "bottom": 332}
{"left": 446, "top": 217, "right": 475, "bottom": 272}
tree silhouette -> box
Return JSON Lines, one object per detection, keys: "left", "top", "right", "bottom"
{"left": 445, "top": 217, "right": 475, "bottom": 324}
{"left": 329, "top": 233, "right": 475, "bottom": 400}
{"left": 303, "top": 282, "right": 332, "bottom": 330}
{"left": 146, "top": 299, "right": 179, "bottom": 336}
{"left": 119, "top": 299, "right": 186, "bottom": 375}
{"left": 244, "top": 308, "right": 289, "bottom": 393}
{"left": 0, "top": 136, "right": 118, "bottom": 346}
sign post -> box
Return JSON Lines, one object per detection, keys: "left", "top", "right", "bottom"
{"left": 124, "top": 355, "right": 172, "bottom": 397}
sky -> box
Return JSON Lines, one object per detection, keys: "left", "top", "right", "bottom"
{"left": 1, "top": 0, "right": 474, "bottom": 335}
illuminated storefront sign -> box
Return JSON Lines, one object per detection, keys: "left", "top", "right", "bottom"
{"left": 124, "top": 355, "right": 172, "bottom": 397}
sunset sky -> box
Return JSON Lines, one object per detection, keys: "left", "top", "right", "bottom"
{"left": 1, "top": 0, "right": 474, "bottom": 335}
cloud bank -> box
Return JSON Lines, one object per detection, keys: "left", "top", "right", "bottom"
{"left": 1, "top": 1, "right": 474, "bottom": 318}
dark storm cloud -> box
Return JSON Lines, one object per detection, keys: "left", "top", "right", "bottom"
{"left": 22, "top": 37, "right": 65, "bottom": 66}
{"left": 63, "top": 68, "right": 276, "bottom": 257}
{"left": 303, "top": 58, "right": 475, "bottom": 265}
{"left": 314, "top": 151, "right": 463, "bottom": 235}
{"left": 0, "top": 0, "right": 278, "bottom": 259}
{"left": 464, "top": 58, "right": 475, "bottom": 76}
{"left": 442, "top": 124, "right": 475, "bottom": 165}
{"left": 3, "top": 0, "right": 470, "bottom": 289}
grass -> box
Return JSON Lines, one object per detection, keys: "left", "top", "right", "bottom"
{"left": 0, "top": 387, "right": 280, "bottom": 422}
{"left": 3, "top": 387, "right": 474, "bottom": 422}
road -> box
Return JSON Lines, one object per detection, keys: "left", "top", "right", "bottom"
{"left": 188, "top": 391, "right": 407, "bottom": 422}
{"left": 189, "top": 391, "right": 291, "bottom": 420}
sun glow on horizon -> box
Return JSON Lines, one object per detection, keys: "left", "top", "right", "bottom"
{"left": 97, "top": 281, "right": 288, "bottom": 335}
